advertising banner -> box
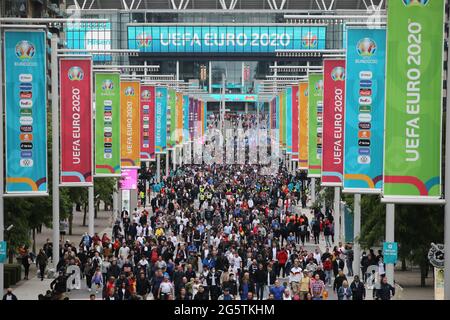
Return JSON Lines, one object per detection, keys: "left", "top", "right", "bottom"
{"left": 95, "top": 73, "right": 121, "bottom": 176}
{"left": 383, "top": 0, "right": 445, "bottom": 203}
{"left": 188, "top": 97, "right": 194, "bottom": 142}
{"left": 183, "top": 95, "right": 189, "bottom": 143}
{"left": 155, "top": 87, "right": 168, "bottom": 153}
{"left": 307, "top": 74, "right": 323, "bottom": 177}
{"left": 280, "top": 92, "right": 285, "bottom": 149}
{"left": 65, "top": 22, "right": 111, "bottom": 62}
{"left": 321, "top": 59, "right": 346, "bottom": 186}
{"left": 286, "top": 87, "right": 292, "bottom": 154}
{"left": 119, "top": 169, "right": 138, "bottom": 190}
{"left": 60, "top": 58, "right": 93, "bottom": 186}
{"left": 298, "top": 82, "right": 309, "bottom": 169}
{"left": 343, "top": 28, "right": 386, "bottom": 193}
{"left": 4, "top": 30, "right": 47, "bottom": 194}
{"left": 291, "top": 85, "right": 299, "bottom": 160}
{"left": 128, "top": 25, "right": 326, "bottom": 53}
{"left": 176, "top": 92, "right": 183, "bottom": 145}
{"left": 140, "top": 85, "right": 154, "bottom": 161}
{"left": 120, "top": 81, "right": 140, "bottom": 168}
{"left": 167, "top": 88, "right": 176, "bottom": 150}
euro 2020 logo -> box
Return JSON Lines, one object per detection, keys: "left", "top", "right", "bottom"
{"left": 68, "top": 66, "right": 84, "bottom": 81}
{"left": 331, "top": 66, "right": 345, "bottom": 81}
{"left": 302, "top": 32, "right": 318, "bottom": 49}
{"left": 357, "top": 38, "right": 376, "bottom": 57}
{"left": 137, "top": 32, "right": 152, "bottom": 48}
{"left": 125, "top": 86, "right": 135, "bottom": 96}
{"left": 402, "top": 0, "right": 429, "bottom": 6}
{"left": 102, "top": 79, "right": 114, "bottom": 90}
{"left": 141, "top": 90, "right": 151, "bottom": 99}
{"left": 15, "top": 40, "right": 35, "bottom": 60}
{"left": 315, "top": 80, "right": 323, "bottom": 92}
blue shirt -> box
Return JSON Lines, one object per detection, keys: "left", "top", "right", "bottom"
{"left": 270, "top": 285, "right": 285, "bottom": 300}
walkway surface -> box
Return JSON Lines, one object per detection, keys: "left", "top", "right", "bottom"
{"left": 4, "top": 204, "right": 434, "bottom": 300}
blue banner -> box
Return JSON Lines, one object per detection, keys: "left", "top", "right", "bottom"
{"left": 128, "top": 25, "right": 326, "bottom": 53}
{"left": 4, "top": 31, "right": 47, "bottom": 194}
{"left": 155, "top": 87, "right": 167, "bottom": 153}
{"left": 286, "top": 87, "right": 292, "bottom": 154}
{"left": 183, "top": 95, "right": 189, "bottom": 143}
{"left": 343, "top": 28, "right": 386, "bottom": 193}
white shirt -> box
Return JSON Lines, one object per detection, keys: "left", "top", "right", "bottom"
{"left": 272, "top": 248, "right": 278, "bottom": 261}
{"left": 313, "top": 252, "right": 321, "bottom": 265}
{"left": 289, "top": 266, "right": 303, "bottom": 283}
{"left": 233, "top": 256, "right": 242, "bottom": 269}
{"left": 160, "top": 281, "right": 173, "bottom": 294}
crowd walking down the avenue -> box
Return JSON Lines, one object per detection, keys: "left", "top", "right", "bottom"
{"left": 5, "top": 163, "right": 395, "bottom": 301}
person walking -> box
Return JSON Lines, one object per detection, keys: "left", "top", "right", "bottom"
{"left": 36, "top": 249, "right": 48, "bottom": 281}
{"left": 350, "top": 275, "right": 366, "bottom": 300}
{"left": 375, "top": 276, "right": 395, "bottom": 300}
{"left": 337, "top": 280, "right": 352, "bottom": 300}
{"left": 310, "top": 274, "right": 325, "bottom": 300}
{"left": 2, "top": 288, "right": 18, "bottom": 300}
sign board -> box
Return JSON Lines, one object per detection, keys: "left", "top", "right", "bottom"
{"left": 0, "top": 241, "right": 7, "bottom": 263}
{"left": 383, "top": 242, "right": 398, "bottom": 264}
{"left": 435, "top": 268, "right": 444, "bottom": 300}
{"left": 428, "top": 243, "right": 444, "bottom": 268}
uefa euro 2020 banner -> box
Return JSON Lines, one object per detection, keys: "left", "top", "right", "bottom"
{"left": 155, "top": 87, "right": 168, "bottom": 153}
{"left": 60, "top": 58, "right": 93, "bottom": 186}
{"left": 4, "top": 30, "right": 47, "bottom": 194}
{"left": 120, "top": 81, "right": 141, "bottom": 168}
{"left": 307, "top": 73, "right": 323, "bottom": 177}
{"left": 140, "top": 85, "right": 155, "bottom": 161}
{"left": 176, "top": 92, "right": 183, "bottom": 146}
{"left": 383, "top": 0, "right": 445, "bottom": 203}
{"left": 95, "top": 73, "right": 121, "bottom": 176}
{"left": 298, "top": 82, "right": 309, "bottom": 169}
{"left": 291, "top": 85, "right": 299, "bottom": 161}
{"left": 343, "top": 28, "right": 386, "bottom": 193}
{"left": 321, "top": 59, "right": 346, "bottom": 187}
{"left": 286, "top": 87, "right": 293, "bottom": 154}
{"left": 168, "top": 88, "right": 177, "bottom": 150}
{"left": 182, "top": 95, "right": 189, "bottom": 144}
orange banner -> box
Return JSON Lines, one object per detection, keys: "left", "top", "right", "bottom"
{"left": 299, "top": 82, "right": 309, "bottom": 169}
{"left": 120, "top": 81, "right": 141, "bottom": 168}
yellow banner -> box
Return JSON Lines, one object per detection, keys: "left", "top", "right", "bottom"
{"left": 120, "top": 81, "right": 141, "bottom": 168}
{"left": 299, "top": 82, "right": 308, "bottom": 169}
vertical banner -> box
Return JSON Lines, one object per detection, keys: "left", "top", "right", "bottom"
{"left": 343, "top": 28, "right": 386, "bottom": 193}
{"left": 167, "top": 88, "right": 176, "bottom": 150}
{"left": 140, "top": 85, "right": 154, "bottom": 161}
{"left": 298, "top": 82, "right": 309, "bottom": 169}
{"left": 176, "top": 92, "right": 183, "bottom": 146}
{"left": 120, "top": 81, "right": 140, "bottom": 168}
{"left": 188, "top": 97, "right": 194, "bottom": 141}
{"left": 280, "top": 91, "right": 286, "bottom": 149}
{"left": 383, "top": 0, "right": 444, "bottom": 203}
{"left": 95, "top": 72, "right": 121, "bottom": 176}
{"left": 286, "top": 87, "right": 293, "bottom": 154}
{"left": 307, "top": 74, "right": 323, "bottom": 177}
{"left": 60, "top": 58, "right": 93, "bottom": 186}
{"left": 183, "top": 95, "right": 189, "bottom": 143}
{"left": 4, "top": 30, "right": 47, "bottom": 194}
{"left": 155, "top": 87, "right": 168, "bottom": 153}
{"left": 321, "top": 59, "right": 346, "bottom": 186}
{"left": 120, "top": 169, "right": 138, "bottom": 190}
{"left": 292, "top": 85, "right": 299, "bottom": 160}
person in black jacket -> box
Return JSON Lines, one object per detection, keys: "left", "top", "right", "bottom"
{"left": 222, "top": 273, "right": 238, "bottom": 296}
{"left": 375, "top": 276, "right": 395, "bottom": 300}
{"left": 350, "top": 275, "right": 366, "bottom": 300}
{"left": 2, "top": 288, "right": 18, "bottom": 301}
{"left": 50, "top": 271, "right": 68, "bottom": 300}
{"left": 193, "top": 285, "right": 209, "bottom": 300}
{"left": 136, "top": 272, "right": 151, "bottom": 300}
{"left": 333, "top": 269, "right": 347, "bottom": 293}
{"left": 206, "top": 268, "right": 222, "bottom": 300}
{"left": 333, "top": 256, "right": 345, "bottom": 278}
{"left": 173, "top": 264, "right": 186, "bottom": 295}
{"left": 255, "top": 263, "right": 268, "bottom": 300}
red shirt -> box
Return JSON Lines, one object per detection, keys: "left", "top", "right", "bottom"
{"left": 277, "top": 250, "right": 288, "bottom": 265}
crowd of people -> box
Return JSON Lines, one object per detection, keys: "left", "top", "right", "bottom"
{"left": 18, "top": 162, "right": 395, "bottom": 301}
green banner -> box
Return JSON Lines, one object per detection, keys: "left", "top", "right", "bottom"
{"left": 95, "top": 73, "right": 121, "bottom": 176}
{"left": 168, "top": 88, "right": 177, "bottom": 149}
{"left": 383, "top": 0, "right": 444, "bottom": 203}
{"left": 308, "top": 73, "right": 323, "bottom": 177}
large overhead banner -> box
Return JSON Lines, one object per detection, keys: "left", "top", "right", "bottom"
{"left": 167, "top": 88, "right": 176, "bottom": 150}
{"left": 155, "top": 87, "right": 168, "bottom": 153}
{"left": 140, "top": 85, "right": 154, "bottom": 161}
{"left": 286, "top": 87, "right": 293, "bottom": 154}
{"left": 60, "top": 58, "right": 93, "bottom": 186}
{"left": 322, "top": 59, "right": 346, "bottom": 186}
{"left": 120, "top": 81, "right": 140, "bottom": 168}
{"left": 4, "top": 30, "right": 47, "bottom": 194}
{"left": 383, "top": 0, "right": 444, "bottom": 203}
{"left": 95, "top": 73, "right": 121, "bottom": 176}
{"left": 307, "top": 74, "right": 323, "bottom": 177}
{"left": 298, "top": 82, "right": 309, "bottom": 169}
{"left": 343, "top": 28, "right": 386, "bottom": 193}
{"left": 291, "top": 85, "right": 299, "bottom": 161}
{"left": 128, "top": 25, "right": 326, "bottom": 53}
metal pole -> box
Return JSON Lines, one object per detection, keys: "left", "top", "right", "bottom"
{"left": 0, "top": 27, "right": 4, "bottom": 293}
{"left": 386, "top": 203, "right": 395, "bottom": 285}
{"left": 113, "top": 188, "right": 118, "bottom": 222}
{"left": 334, "top": 186, "right": 341, "bottom": 244}
{"left": 156, "top": 154, "right": 161, "bottom": 183}
{"left": 311, "top": 177, "right": 316, "bottom": 204}
{"left": 88, "top": 186, "right": 94, "bottom": 236}
{"left": 353, "top": 193, "right": 361, "bottom": 277}
{"left": 51, "top": 34, "right": 60, "bottom": 270}
{"left": 444, "top": 14, "right": 450, "bottom": 299}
